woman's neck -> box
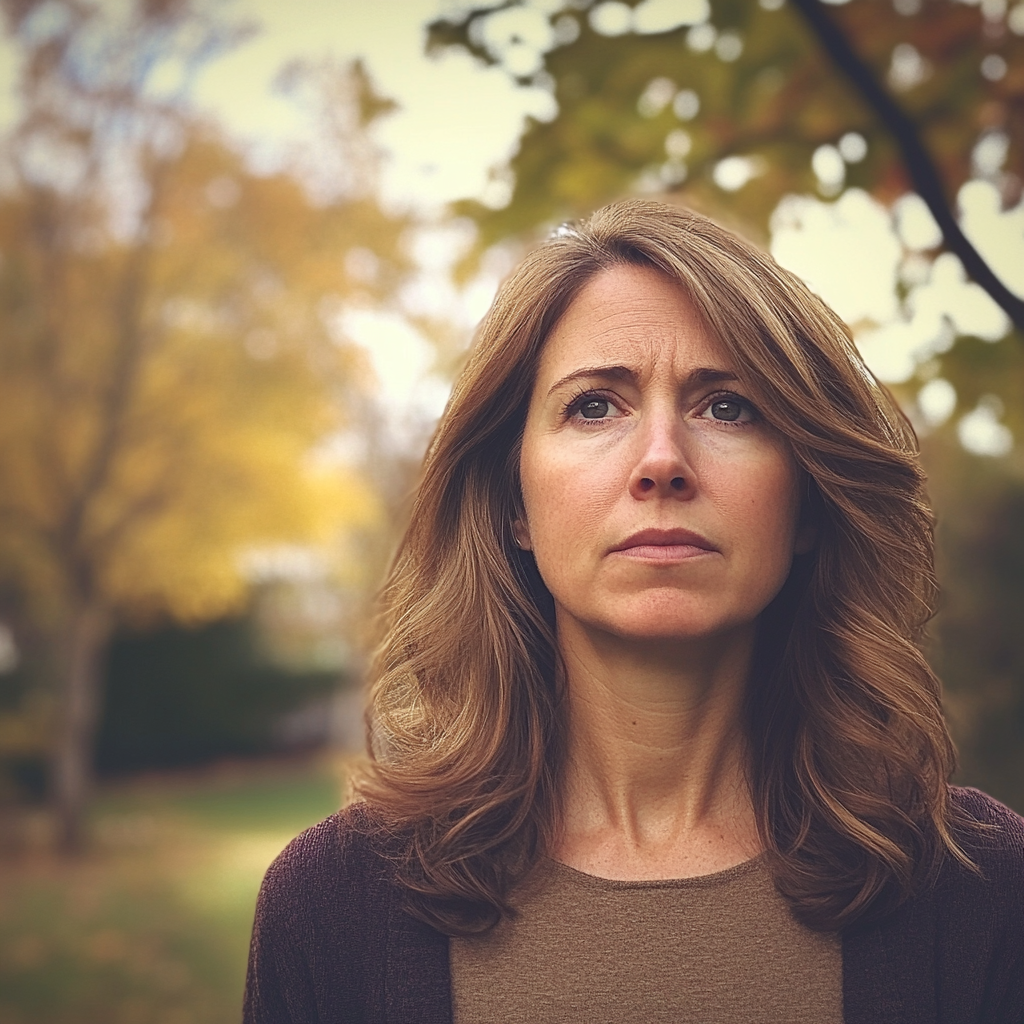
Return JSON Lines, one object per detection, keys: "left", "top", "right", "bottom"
{"left": 552, "top": 619, "right": 762, "bottom": 880}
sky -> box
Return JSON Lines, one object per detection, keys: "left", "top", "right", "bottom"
{"left": 1, "top": 0, "right": 1022, "bottom": 455}
{"left": 192, "top": 0, "right": 557, "bottom": 210}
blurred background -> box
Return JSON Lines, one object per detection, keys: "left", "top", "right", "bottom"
{"left": 0, "top": 0, "right": 1021, "bottom": 1019}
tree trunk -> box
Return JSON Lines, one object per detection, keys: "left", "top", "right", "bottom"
{"left": 51, "top": 602, "right": 111, "bottom": 854}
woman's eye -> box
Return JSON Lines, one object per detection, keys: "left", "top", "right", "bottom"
{"left": 700, "top": 395, "right": 754, "bottom": 424}
{"left": 580, "top": 397, "right": 611, "bottom": 419}
{"left": 567, "top": 392, "right": 622, "bottom": 422}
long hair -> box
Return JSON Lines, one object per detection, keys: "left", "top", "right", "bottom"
{"left": 356, "top": 199, "right": 967, "bottom": 935}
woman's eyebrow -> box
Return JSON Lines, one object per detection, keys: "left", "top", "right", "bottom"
{"left": 546, "top": 364, "right": 739, "bottom": 397}
{"left": 547, "top": 364, "right": 637, "bottom": 396}
{"left": 688, "top": 367, "right": 740, "bottom": 387}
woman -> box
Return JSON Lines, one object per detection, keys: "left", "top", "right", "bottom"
{"left": 244, "top": 200, "right": 1024, "bottom": 1023}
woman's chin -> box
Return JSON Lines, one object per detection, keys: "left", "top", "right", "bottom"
{"left": 605, "top": 622, "right": 744, "bottom": 646}
{"left": 562, "top": 604, "right": 758, "bottom": 648}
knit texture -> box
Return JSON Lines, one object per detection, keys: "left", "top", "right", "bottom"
{"left": 244, "top": 787, "right": 1024, "bottom": 1024}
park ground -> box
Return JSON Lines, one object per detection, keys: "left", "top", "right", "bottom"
{"left": 0, "top": 755, "right": 347, "bottom": 1024}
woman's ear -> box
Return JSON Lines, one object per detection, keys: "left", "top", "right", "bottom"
{"left": 512, "top": 518, "right": 533, "bottom": 551}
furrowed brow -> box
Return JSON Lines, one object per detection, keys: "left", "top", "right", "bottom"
{"left": 547, "top": 364, "right": 638, "bottom": 396}
{"left": 546, "top": 364, "right": 741, "bottom": 398}
{"left": 685, "top": 367, "right": 739, "bottom": 387}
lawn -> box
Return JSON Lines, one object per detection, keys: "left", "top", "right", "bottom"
{"left": 0, "top": 756, "right": 348, "bottom": 1024}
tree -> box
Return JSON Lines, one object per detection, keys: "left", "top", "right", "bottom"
{"left": 428, "top": 0, "right": 1022, "bottom": 328}
{"left": 0, "top": 0, "right": 412, "bottom": 848}
{"left": 788, "top": 0, "right": 1023, "bottom": 331}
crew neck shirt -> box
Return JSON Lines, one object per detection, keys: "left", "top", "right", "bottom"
{"left": 450, "top": 855, "right": 842, "bottom": 1023}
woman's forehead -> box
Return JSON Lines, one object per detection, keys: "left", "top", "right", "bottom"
{"left": 535, "top": 264, "right": 736, "bottom": 384}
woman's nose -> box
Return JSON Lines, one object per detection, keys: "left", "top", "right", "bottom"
{"left": 627, "top": 413, "right": 694, "bottom": 499}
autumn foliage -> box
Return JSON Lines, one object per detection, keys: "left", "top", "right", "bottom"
{"left": 0, "top": 0, "right": 411, "bottom": 847}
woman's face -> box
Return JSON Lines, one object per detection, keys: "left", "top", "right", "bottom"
{"left": 515, "top": 263, "right": 813, "bottom": 646}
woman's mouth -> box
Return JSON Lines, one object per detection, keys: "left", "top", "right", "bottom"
{"left": 609, "top": 528, "right": 718, "bottom": 561}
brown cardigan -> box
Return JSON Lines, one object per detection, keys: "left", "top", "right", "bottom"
{"left": 244, "top": 787, "right": 1024, "bottom": 1024}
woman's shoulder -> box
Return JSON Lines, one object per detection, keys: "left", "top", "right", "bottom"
{"left": 258, "top": 801, "right": 397, "bottom": 912}
{"left": 950, "top": 784, "right": 1024, "bottom": 826}
{"left": 947, "top": 785, "right": 1024, "bottom": 875}
{"left": 246, "top": 803, "right": 451, "bottom": 1024}
{"left": 245, "top": 805, "right": 437, "bottom": 1022}
{"left": 933, "top": 786, "right": 1024, "bottom": 934}
{"left": 844, "top": 789, "right": 1024, "bottom": 1022}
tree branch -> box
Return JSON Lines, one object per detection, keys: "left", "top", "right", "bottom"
{"left": 789, "top": 0, "right": 1024, "bottom": 335}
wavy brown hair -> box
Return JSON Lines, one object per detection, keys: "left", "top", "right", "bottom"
{"left": 356, "top": 199, "right": 969, "bottom": 935}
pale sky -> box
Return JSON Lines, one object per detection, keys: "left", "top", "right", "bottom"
{"left": 1, "top": 0, "right": 1022, "bottom": 455}
{"left": 191, "top": 0, "right": 556, "bottom": 210}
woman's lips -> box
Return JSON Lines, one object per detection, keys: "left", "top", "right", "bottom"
{"left": 609, "top": 528, "right": 718, "bottom": 561}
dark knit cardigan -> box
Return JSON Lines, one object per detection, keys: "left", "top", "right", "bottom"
{"left": 244, "top": 787, "right": 1024, "bottom": 1024}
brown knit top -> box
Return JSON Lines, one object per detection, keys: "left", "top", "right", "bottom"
{"left": 451, "top": 855, "right": 842, "bottom": 1024}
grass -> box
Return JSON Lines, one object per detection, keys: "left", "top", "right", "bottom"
{"left": 0, "top": 755, "right": 348, "bottom": 1024}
